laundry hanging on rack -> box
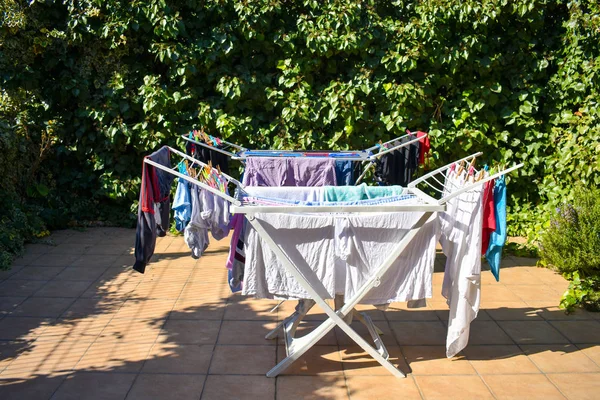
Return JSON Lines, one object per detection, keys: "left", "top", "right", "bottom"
{"left": 186, "top": 132, "right": 230, "bottom": 174}
{"left": 173, "top": 162, "right": 192, "bottom": 232}
{"left": 134, "top": 147, "right": 175, "bottom": 273}
{"left": 485, "top": 175, "right": 507, "bottom": 281}
{"left": 481, "top": 178, "right": 497, "bottom": 254}
{"left": 242, "top": 157, "right": 337, "bottom": 187}
{"left": 438, "top": 167, "right": 486, "bottom": 358}
{"left": 374, "top": 134, "right": 421, "bottom": 186}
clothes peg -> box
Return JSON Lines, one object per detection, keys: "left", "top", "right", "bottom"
{"left": 456, "top": 160, "right": 465, "bottom": 176}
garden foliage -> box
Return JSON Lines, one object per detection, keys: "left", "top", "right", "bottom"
{"left": 1, "top": 0, "right": 599, "bottom": 268}
{"left": 540, "top": 186, "right": 600, "bottom": 312}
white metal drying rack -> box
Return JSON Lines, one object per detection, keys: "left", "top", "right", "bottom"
{"left": 143, "top": 146, "right": 522, "bottom": 378}
{"left": 181, "top": 131, "right": 424, "bottom": 162}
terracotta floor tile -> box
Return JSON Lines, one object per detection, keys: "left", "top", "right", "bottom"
{"left": 187, "top": 268, "right": 228, "bottom": 284}
{"left": 224, "top": 299, "right": 279, "bottom": 321}
{"left": 547, "top": 373, "right": 600, "bottom": 400}
{"left": 577, "top": 344, "right": 600, "bottom": 365}
{"left": 467, "top": 320, "right": 514, "bottom": 345}
{"left": 127, "top": 373, "right": 205, "bottom": 400}
{"left": 274, "top": 299, "right": 335, "bottom": 322}
{"left": 23, "top": 243, "right": 53, "bottom": 254}
{"left": 9, "top": 266, "right": 65, "bottom": 281}
{"left": 201, "top": 375, "right": 274, "bottom": 400}
{"left": 11, "top": 297, "right": 74, "bottom": 318}
{"left": 480, "top": 285, "right": 524, "bottom": 305}
{"left": 401, "top": 345, "right": 476, "bottom": 375}
{"left": 158, "top": 319, "right": 220, "bottom": 345}
{"left": 114, "top": 299, "right": 176, "bottom": 319}
{"left": 141, "top": 266, "right": 193, "bottom": 282}
{"left": 483, "top": 374, "right": 565, "bottom": 399}
{"left": 0, "top": 374, "right": 65, "bottom": 400}
{"left": 51, "top": 372, "right": 136, "bottom": 400}
{"left": 129, "top": 280, "right": 185, "bottom": 299}
{"left": 384, "top": 303, "right": 440, "bottom": 321}
{"left": 142, "top": 343, "right": 213, "bottom": 374}
{"left": 276, "top": 376, "right": 349, "bottom": 400}
{"left": 37, "top": 316, "right": 110, "bottom": 342}
{"left": 0, "top": 297, "right": 25, "bottom": 316}
{"left": 99, "top": 318, "right": 165, "bottom": 343}
{"left": 33, "top": 280, "right": 94, "bottom": 298}
{"left": 170, "top": 298, "right": 226, "bottom": 320}
{"left": 280, "top": 321, "right": 337, "bottom": 346}
{"left": 276, "top": 345, "right": 343, "bottom": 376}
{"left": 61, "top": 298, "right": 124, "bottom": 318}
{"left": 179, "top": 282, "right": 231, "bottom": 301}
{"left": 0, "top": 265, "right": 24, "bottom": 281}
{"left": 0, "top": 280, "right": 47, "bottom": 297}
{"left": 70, "top": 255, "right": 119, "bottom": 268}
{"left": 54, "top": 267, "right": 109, "bottom": 282}
{"left": 48, "top": 243, "right": 91, "bottom": 255}
{"left": 490, "top": 267, "right": 536, "bottom": 284}
{"left": 415, "top": 375, "right": 494, "bottom": 400}
{"left": 209, "top": 345, "right": 276, "bottom": 375}
{"left": 463, "top": 345, "right": 540, "bottom": 374}
{"left": 340, "top": 345, "right": 408, "bottom": 376}
{"left": 390, "top": 321, "right": 447, "bottom": 345}
{"left": 29, "top": 254, "right": 80, "bottom": 267}
{"left": 498, "top": 321, "right": 569, "bottom": 344}
{"left": 75, "top": 340, "right": 153, "bottom": 372}
{"left": 85, "top": 244, "right": 130, "bottom": 256}
{"left": 0, "top": 341, "right": 29, "bottom": 371}
{"left": 549, "top": 320, "right": 600, "bottom": 343}
{"left": 0, "top": 317, "right": 52, "bottom": 340}
{"left": 508, "top": 285, "right": 562, "bottom": 302}
{"left": 521, "top": 344, "right": 600, "bottom": 373}
{"left": 218, "top": 320, "right": 278, "bottom": 345}
{"left": 3, "top": 339, "right": 93, "bottom": 376}
{"left": 484, "top": 301, "right": 543, "bottom": 321}
{"left": 335, "top": 320, "right": 394, "bottom": 347}
{"left": 345, "top": 375, "right": 421, "bottom": 400}
{"left": 528, "top": 303, "right": 594, "bottom": 321}
{"left": 347, "top": 304, "right": 387, "bottom": 321}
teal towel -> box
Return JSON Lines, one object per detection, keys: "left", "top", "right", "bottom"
{"left": 323, "top": 183, "right": 404, "bottom": 201}
{"left": 485, "top": 175, "right": 507, "bottom": 281}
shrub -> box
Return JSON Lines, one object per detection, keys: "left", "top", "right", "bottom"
{"left": 540, "top": 185, "right": 600, "bottom": 312}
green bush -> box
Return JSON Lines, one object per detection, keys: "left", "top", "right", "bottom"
{"left": 540, "top": 185, "right": 600, "bottom": 312}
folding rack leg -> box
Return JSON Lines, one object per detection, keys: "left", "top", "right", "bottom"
{"left": 246, "top": 212, "right": 433, "bottom": 378}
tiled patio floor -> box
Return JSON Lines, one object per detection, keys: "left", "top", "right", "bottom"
{"left": 1, "top": 228, "right": 599, "bottom": 399}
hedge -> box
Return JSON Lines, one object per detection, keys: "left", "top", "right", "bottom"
{"left": 1, "top": 0, "right": 599, "bottom": 267}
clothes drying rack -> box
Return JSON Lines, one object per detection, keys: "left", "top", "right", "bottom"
{"left": 143, "top": 147, "right": 522, "bottom": 378}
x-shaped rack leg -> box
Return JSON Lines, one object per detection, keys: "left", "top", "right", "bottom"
{"left": 246, "top": 211, "right": 433, "bottom": 378}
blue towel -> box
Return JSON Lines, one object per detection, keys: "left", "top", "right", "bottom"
{"left": 172, "top": 164, "right": 192, "bottom": 232}
{"left": 485, "top": 175, "right": 507, "bottom": 281}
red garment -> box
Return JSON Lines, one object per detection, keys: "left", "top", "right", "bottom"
{"left": 481, "top": 179, "right": 497, "bottom": 254}
{"left": 416, "top": 131, "right": 430, "bottom": 165}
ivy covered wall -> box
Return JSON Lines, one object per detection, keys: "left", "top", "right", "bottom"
{"left": 1, "top": 0, "right": 599, "bottom": 265}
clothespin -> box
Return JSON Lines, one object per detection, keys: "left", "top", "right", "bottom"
{"left": 456, "top": 160, "right": 465, "bottom": 176}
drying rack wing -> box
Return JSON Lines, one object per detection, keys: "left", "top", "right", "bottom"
{"left": 144, "top": 146, "right": 243, "bottom": 206}
{"left": 407, "top": 152, "right": 523, "bottom": 205}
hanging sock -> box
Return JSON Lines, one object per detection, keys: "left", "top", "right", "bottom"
{"left": 485, "top": 175, "right": 507, "bottom": 281}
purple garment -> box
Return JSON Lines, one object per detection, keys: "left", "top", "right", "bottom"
{"left": 242, "top": 158, "right": 337, "bottom": 187}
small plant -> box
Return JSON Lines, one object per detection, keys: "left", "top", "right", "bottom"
{"left": 539, "top": 185, "right": 600, "bottom": 312}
